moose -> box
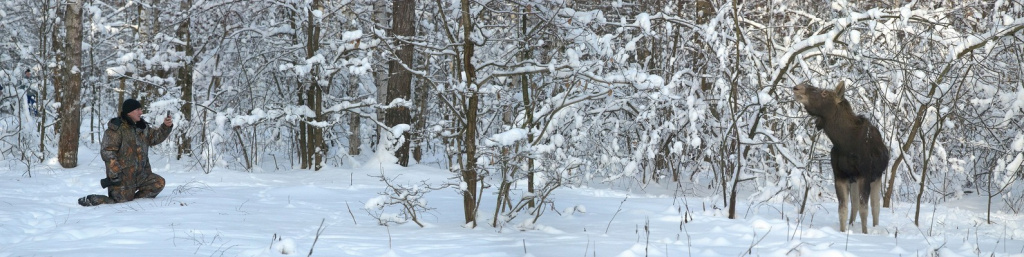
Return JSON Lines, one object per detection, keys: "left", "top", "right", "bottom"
{"left": 793, "top": 80, "right": 890, "bottom": 233}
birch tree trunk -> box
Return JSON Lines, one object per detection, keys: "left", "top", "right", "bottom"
{"left": 348, "top": 74, "right": 362, "bottom": 155}
{"left": 372, "top": 0, "right": 389, "bottom": 152}
{"left": 58, "top": 0, "right": 84, "bottom": 168}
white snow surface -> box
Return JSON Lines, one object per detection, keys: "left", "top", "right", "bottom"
{"left": 2, "top": 147, "right": 1023, "bottom": 256}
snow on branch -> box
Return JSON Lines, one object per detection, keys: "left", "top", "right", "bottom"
{"left": 947, "top": 18, "right": 1024, "bottom": 61}
{"left": 769, "top": 7, "right": 960, "bottom": 87}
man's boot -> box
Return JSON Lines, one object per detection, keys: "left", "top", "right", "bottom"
{"left": 78, "top": 194, "right": 113, "bottom": 206}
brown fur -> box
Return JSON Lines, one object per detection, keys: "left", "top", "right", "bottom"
{"left": 793, "top": 81, "right": 890, "bottom": 233}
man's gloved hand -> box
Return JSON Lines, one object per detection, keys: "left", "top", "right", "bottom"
{"left": 101, "top": 158, "right": 122, "bottom": 188}
{"left": 101, "top": 173, "right": 122, "bottom": 188}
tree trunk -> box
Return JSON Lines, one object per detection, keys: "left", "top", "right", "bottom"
{"left": 138, "top": 0, "right": 159, "bottom": 103}
{"left": 411, "top": 53, "right": 432, "bottom": 163}
{"left": 695, "top": 0, "right": 716, "bottom": 94}
{"left": 58, "top": 0, "right": 84, "bottom": 168}
{"left": 884, "top": 58, "right": 958, "bottom": 207}
{"left": 348, "top": 75, "right": 362, "bottom": 156}
{"left": 298, "top": 90, "right": 308, "bottom": 168}
{"left": 306, "top": 77, "right": 324, "bottom": 170}
{"left": 385, "top": 0, "right": 415, "bottom": 166}
{"left": 302, "top": 0, "right": 325, "bottom": 170}
{"left": 372, "top": 0, "right": 390, "bottom": 152}
{"left": 727, "top": 0, "right": 743, "bottom": 219}
{"left": 883, "top": 105, "right": 927, "bottom": 207}
{"left": 411, "top": 64, "right": 428, "bottom": 163}
{"left": 914, "top": 115, "right": 945, "bottom": 226}
{"left": 88, "top": 40, "right": 98, "bottom": 143}
{"left": 51, "top": 11, "right": 62, "bottom": 135}
{"left": 176, "top": 0, "right": 194, "bottom": 160}
{"left": 519, "top": 7, "right": 536, "bottom": 208}
{"left": 44, "top": 8, "right": 58, "bottom": 152}
{"left": 460, "top": 0, "right": 480, "bottom": 227}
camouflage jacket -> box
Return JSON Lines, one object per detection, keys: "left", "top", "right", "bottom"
{"left": 100, "top": 117, "right": 172, "bottom": 187}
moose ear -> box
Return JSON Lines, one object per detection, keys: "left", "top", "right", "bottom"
{"left": 835, "top": 80, "right": 846, "bottom": 97}
{"left": 834, "top": 80, "right": 847, "bottom": 103}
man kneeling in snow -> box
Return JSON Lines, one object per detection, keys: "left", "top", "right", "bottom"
{"left": 79, "top": 99, "right": 173, "bottom": 206}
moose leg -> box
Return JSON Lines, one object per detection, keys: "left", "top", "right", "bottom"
{"left": 856, "top": 179, "right": 871, "bottom": 233}
{"left": 848, "top": 180, "right": 860, "bottom": 225}
{"left": 870, "top": 179, "right": 881, "bottom": 227}
{"left": 834, "top": 178, "right": 849, "bottom": 232}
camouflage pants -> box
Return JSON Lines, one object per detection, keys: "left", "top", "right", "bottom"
{"left": 79, "top": 173, "right": 165, "bottom": 206}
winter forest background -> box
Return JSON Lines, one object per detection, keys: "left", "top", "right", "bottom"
{"left": 1, "top": 0, "right": 1023, "bottom": 232}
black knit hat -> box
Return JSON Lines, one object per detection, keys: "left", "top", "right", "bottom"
{"left": 121, "top": 99, "right": 142, "bottom": 117}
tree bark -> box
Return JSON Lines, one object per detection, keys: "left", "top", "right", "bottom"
{"left": 695, "top": 0, "right": 715, "bottom": 93}
{"left": 348, "top": 75, "right": 362, "bottom": 156}
{"left": 385, "top": 0, "right": 415, "bottom": 166}
{"left": 44, "top": 3, "right": 58, "bottom": 153}
{"left": 58, "top": 0, "right": 84, "bottom": 168}
{"left": 301, "top": 0, "right": 326, "bottom": 170}
{"left": 460, "top": 0, "right": 480, "bottom": 227}
{"left": 52, "top": 11, "right": 63, "bottom": 136}
{"left": 411, "top": 63, "right": 428, "bottom": 163}
{"left": 372, "top": 0, "right": 389, "bottom": 153}
{"left": 914, "top": 116, "right": 944, "bottom": 226}
{"left": 176, "top": 0, "right": 194, "bottom": 160}
{"left": 519, "top": 6, "right": 536, "bottom": 208}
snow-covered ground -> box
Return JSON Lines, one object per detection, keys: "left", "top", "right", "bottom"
{"left": 2, "top": 146, "right": 1023, "bottom": 257}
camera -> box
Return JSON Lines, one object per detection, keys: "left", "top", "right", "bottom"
{"left": 100, "top": 174, "right": 122, "bottom": 188}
